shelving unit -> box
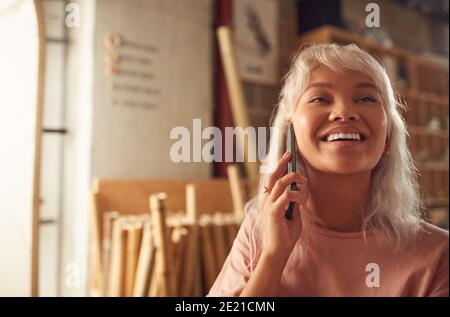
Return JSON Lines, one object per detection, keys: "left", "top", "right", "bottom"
{"left": 294, "top": 25, "right": 449, "bottom": 227}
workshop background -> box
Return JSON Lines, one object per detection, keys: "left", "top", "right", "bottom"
{"left": 0, "top": 0, "right": 448, "bottom": 296}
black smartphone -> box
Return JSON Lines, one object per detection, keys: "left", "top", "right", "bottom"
{"left": 285, "top": 123, "right": 297, "bottom": 220}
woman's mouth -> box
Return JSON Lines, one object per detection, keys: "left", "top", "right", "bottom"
{"left": 319, "top": 132, "right": 367, "bottom": 147}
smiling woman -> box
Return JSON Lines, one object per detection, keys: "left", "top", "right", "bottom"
{"left": 207, "top": 43, "right": 449, "bottom": 297}
{"left": 295, "top": 67, "right": 388, "bottom": 177}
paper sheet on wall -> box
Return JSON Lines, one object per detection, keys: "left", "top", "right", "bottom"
{"left": 233, "top": 0, "right": 279, "bottom": 85}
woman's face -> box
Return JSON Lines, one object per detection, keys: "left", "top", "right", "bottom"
{"left": 293, "top": 66, "right": 388, "bottom": 174}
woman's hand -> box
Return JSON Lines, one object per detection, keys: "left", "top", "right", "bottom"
{"left": 240, "top": 151, "right": 307, "bottom": 297}
{"left": 261, "top": 151, "right": 307, "bottom": 260}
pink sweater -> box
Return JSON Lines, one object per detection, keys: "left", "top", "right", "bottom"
{"left": 208, "top": 214, "right": 449, "bottom": 297}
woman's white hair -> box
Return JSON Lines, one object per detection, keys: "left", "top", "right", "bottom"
{"left": 244, "top": 43, "right": 425, "bottom": 271}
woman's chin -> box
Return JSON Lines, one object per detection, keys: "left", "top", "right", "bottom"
{"left": 322, "top": 161, "right": 369, "bottom": 174}
{"left": 305, "top": 157, "right": 373, "bottom": 175}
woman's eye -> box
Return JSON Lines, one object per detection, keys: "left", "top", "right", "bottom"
{"left": 309, "top": 97, "right": 330, "bottom": 103}
{"left": 356, "top": 96, "right": 378, "bottom": 103}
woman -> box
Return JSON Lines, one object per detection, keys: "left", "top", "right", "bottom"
{"left": 207, "top": 43, "right": 448, "bottom": 296}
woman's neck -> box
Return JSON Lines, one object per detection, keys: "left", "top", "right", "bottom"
{"left": 304, "top": 167, "right": 371, "bottom": 232}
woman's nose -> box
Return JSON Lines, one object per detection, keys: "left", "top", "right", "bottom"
{"left": 329, "top": 102, "right": 359, "bottom": 121}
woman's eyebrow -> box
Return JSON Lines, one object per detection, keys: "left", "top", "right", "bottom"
{"left": 354, "top": 82, "right": 379, "bottom": 91}
{"left": 304, "top": 82, "right": 380, "bottom": 92}
{"left": 305, "top": 82, "right": 333, "bottom": 91}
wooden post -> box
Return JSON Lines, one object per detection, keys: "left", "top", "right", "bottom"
{"left": 31, "top": 0, "right": 46, "bottom": 297}
{"left": 217, "top": 26, "right": 259, "bottom": 184}
{"left": 90, "top": 179, "right": 104, "bottom": 295}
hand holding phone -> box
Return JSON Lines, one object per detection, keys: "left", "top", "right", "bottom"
{"left": 285, "top": 123, "right": 298, "bottom": 220}
{"left": 260, "top": 125, "right": 306, "bottom": 257}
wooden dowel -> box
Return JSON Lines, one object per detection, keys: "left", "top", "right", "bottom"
{"left": 217, "top": 26, "right": 259, "bottom": 184}
{"left": 167, "top": 214, "right": 192, "bottom": 227}
{"left": 107, "top": 218, "right": 127, "bottom": 296}
{"left": 133, "top": 222, "right": 156, "bottom": 297}
{"left": 124, "top": 222, "right": 142, "bottom": 296}
{"left": 150, "top": 193, "right": 173, "bottom": 296}
{"left": 178, "top": 225, "right": 192, "bottom": 296}
{"left": 227, "top": 165, "right": 245, "bottom": 222}
{"left": 225, "top": 214, "right": 240, "bottom": 243}
{"left": 192, "top": 257, "right": 202, "bottom": 297}
{"left": 171, "top": 226, "right": 188, "bottom": 296}
{"left": 186, "top": 184, "right": 199, "bottom": 225}
{"left": 102, "top": 211, "right": 119, "bottom": 292}
{"left": 148, "top": 248, "right": 160, "bottom": 297}
{"left": 187, "top": 183, "right": 202, "bottom": 295}
{"left": 211, "top": 213, "right": 227, "bottom": 270}
{"left": 179, "top": 184, "right": 201, "bottom": 296}
{"left": 224, "top": 223, "right": 237, "bottom": 251}
{"left": 199, "top": 216, "right": 218, "bottom": 291}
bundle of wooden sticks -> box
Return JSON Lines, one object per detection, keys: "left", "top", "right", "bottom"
{"left": 91, "top": 168, "right": 248, "bottom": 296}
{"left": 101, "top": 208, "right": 240, "bottom": 297}
{"left": 89, "top": 165, "right": 251, "bottom": 296}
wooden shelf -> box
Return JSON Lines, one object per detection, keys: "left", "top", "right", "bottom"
{"left": 401, "top": 90, "right": 449, "bottom": 106}
{"left": 295, "top": 25, "right": 449, "bottom": 95}
{"left": 408, "top": 125, "right": 449, "bottom": 138}
{"left": 294, "top": 25, "right": 410, "bottom": 58}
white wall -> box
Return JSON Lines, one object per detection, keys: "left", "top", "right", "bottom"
{"left": 0, "top": 0, "right": 39, "bottom": 296}
{"left": 60, "top": 0, "right": 96, "bottom": 296}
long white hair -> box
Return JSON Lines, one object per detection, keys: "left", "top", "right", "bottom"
{"left": 244, "top": 43, "right": 425, "bottom": 271}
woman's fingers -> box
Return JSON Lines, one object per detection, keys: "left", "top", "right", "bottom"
{"left": 269, "top": 172, "right": 306, "bottom": 203}
{"left": 271, "top": 190, "right": 304, "bottom": 219}
{"left": 265, "top": 151, "right": 291, "bottom": 193}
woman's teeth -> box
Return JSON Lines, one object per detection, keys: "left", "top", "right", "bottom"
{"left": 325, "top": 133, "right": 362, "bottom": 142}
